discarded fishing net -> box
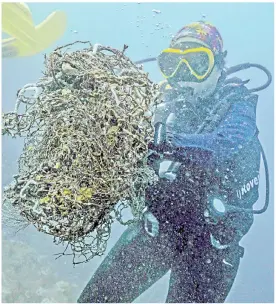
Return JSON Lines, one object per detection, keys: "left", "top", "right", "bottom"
{"left": 2, "top": 41, "right": 160, "bottom": 264}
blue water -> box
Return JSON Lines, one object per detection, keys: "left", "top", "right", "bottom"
{"left": 2, "top": 2, "right": 274, "bottom": 303}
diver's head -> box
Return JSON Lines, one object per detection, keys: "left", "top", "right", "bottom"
{"left": 158, "top": 21, "right": 227, "bottom": 99}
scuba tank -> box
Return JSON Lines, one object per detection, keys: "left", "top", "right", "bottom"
{"left": 137, "top": 57, "right": 272, "bottom": 216}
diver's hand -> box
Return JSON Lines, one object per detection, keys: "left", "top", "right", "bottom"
{"left": 143, "top": 209, "right": 159, "bottom": 237}
{"left": 148, "top": 140, "right": 174, "bottom": 154}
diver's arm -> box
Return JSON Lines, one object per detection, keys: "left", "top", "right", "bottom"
{"left": 167, "top": 98, "right": 257, "bottom": 167}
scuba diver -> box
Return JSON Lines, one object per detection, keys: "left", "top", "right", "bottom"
{"left": 78, "top": 21, "right": 271, "bottom": 303}
{"left": 2, "top": 2, "right": 67, "bottom": 58}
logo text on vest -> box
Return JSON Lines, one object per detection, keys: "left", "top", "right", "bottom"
{"left": 236, "top": 174, "right": 260, "bottom": 200}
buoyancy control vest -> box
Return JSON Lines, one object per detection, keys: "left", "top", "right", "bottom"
{"left": 147, "top": 62, "right": 271, "bottom": 217}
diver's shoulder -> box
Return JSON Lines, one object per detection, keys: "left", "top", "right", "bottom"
{"left": 217, "top": 74, "right": 258, "bottom": 103}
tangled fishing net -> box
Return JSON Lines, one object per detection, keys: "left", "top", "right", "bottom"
{"left": 2, "top": 41, "right": 160, "bottom": 264}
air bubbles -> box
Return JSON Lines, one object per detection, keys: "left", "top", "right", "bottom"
{"left": 152, "top": 9, "right": 161, "bottom": 14}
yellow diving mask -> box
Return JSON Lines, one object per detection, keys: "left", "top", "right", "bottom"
{"left": 157, "top": 46, "right": 215, "bottom": 82}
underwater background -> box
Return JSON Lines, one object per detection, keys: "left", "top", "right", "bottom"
{"left": 2, "top": 2, "right": 274, "bottom": 303}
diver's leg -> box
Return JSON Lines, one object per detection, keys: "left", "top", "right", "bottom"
{"left": 78, "top": 221, "right": 173, "bottom": 303}
{"left": 166, "top": 240, "right": 244, "bottom": 303}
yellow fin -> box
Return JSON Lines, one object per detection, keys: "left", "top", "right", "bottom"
{"left": 2, "top": 4, "right": 67, "bottom": 58}
{"left": 2, "top": 2, "right": 36, "bottom": 46}
{"left": 34, "top": 10, "right": 67, "bottom": 52}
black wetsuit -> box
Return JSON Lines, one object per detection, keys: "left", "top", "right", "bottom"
{"left": 78, "top": 76, "right": 261, "bottom": 303}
